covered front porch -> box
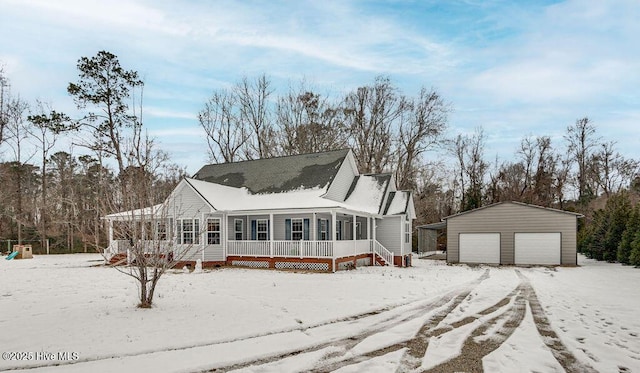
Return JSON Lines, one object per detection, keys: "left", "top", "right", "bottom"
{"left": 225, "top": 208, "right": 394, "bottom": 267}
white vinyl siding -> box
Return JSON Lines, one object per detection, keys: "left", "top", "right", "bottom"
{"left": 167, "top": 181, "right": 211, "bottom": 217}
{"left": 376, "top": 216, "right": 401, "bottom": 255}
{"left": 324, "top": 152, "right": 357, "bottom": 202}
{"left": 459, "top": 233, "right": 500, "bottom": 264}
{"left": 514, "top": 233, "right": 561, "bottom": 265}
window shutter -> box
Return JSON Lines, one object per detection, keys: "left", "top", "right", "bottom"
{"left": 317, "top": 219, "right": 321, "bottom": 240}
{"left": 327, "top": 219, "right": 331, "bottom": 240}
{"left": 251, "top": 220, "right": 257, "bottom": 240}
{"left": 267, "top": 220, "right": 271, "bottom": 240}
{"left": 177, "top": 220, "right": 182, "bottom": 244}
{"left": 194, "top": 219, "right": 200, "bottom": 244}
{"left": 285, "top": 219, "right": 291, "bottom": 240}
{"left": 303, "top": 219, "right": 310, "bottom": 240}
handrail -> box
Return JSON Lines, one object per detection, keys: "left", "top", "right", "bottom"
{"left": 373, "top": 240, "right": 393, "bottom": 266}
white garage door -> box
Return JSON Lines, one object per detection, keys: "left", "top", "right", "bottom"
{"left": 459, "top": 233, "right": 500, "bottom": 264}
{"left": 514, "top": 233, "right": 561, "bottom": 265}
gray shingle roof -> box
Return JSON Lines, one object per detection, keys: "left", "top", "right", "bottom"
{"left": 192, "top": 149, "right": 350, "bottom": 194}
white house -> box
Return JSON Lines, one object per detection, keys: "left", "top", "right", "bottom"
{"left": 104, "top": 149, "right": 415, "bottom": 272}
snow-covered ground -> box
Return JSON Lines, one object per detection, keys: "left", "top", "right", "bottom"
{"left": 0, "top": 254, "right": 638, "bottom": 372}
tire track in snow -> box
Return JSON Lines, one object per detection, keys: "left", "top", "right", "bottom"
{"left": 311, "top": 268, "right": 587, "bottom": 373}
{"left": 420, "top": 281, "right": 529, "bottom": 372}
{"left": 419, "top": 270, "right": 598, "bottom": 372}
{"left": 515, "top": 270, "right": 598, "bottom": 373}
{"left": 298, "top": 269, "right": 515, "bottom": 372}
{"left": 1, "top": 271, "right": 490, "bottom": 372}
{"left": 212, "top": 269, "right": 491, "bottom": 373}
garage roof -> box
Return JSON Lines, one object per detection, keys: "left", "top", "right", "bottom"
{"left": 443, "top": 201, "right": 584, "bottom": 220}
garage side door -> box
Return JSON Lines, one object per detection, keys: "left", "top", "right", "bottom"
{"left": 514, "top": 233, "right": 561, "bottom": 265}
{"left": 459, "top": 233, "right": 500, "bottom": 264}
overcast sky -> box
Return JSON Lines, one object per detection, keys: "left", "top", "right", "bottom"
{"left": 1, "top": 0, "right": 638, "bottom": 172}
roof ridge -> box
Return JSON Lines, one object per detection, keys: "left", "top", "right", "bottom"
{"left": 196, "top": 148, "right": 350, "bottom": 169}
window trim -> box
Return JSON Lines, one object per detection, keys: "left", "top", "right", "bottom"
{"left": 234, "top": 219, "right": 244, "bottom": 241}
{"left": 207, "top": 218, "right": 221, "bottom": 245}
{"left": 319, "top": 219, "right": 328, "bottom": 241}
{"left": 178, "top": 218, "right": 199, "bottom": 245}
{"left": 291, "top": 218, "right": 303, "bottom": 241}
{"left": 257, "top": 219, "right": 269, "bottom": 241}
{"left": 404, "top": 222, "right": 410, "bottom": 244}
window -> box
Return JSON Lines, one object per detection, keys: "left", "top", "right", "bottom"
{"left": 356, "top": 221, "right": 362, "bottom": 240}
{"left": 257, "top": 219, "right": 268, "bottom": 241}
{"left": 178, "top": 219, "right": 199, "bottom": 244}
{"left": 405, "top": 222, "right": 410, "bottom": 244}
{"left": 319, "top": 219, "right": 328, "bottom": 241}
{"left": 207, "top": 218, "right": 221, "bottom": 245}
{"left": 291, "top": 218, "right": 303, "bottom": 241}
{"left": 234, "top": 219, "right": 244, "bottom": 241}
{"left": 156, "top": 221, "right": 167, "bottom": 241}
{"left": 336, "top": 220, "right": 343, "bottom": 240}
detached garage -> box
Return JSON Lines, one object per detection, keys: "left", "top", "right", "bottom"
{"left": 445, "top": 201, "right": 582, "bottom": 266}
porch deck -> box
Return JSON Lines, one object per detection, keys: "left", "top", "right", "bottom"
{"left": 105, "top": 238, "right": 394, "bottom": 266}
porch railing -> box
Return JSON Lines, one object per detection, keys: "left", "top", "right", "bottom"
{"left": 227, "top": 239, "right": 392, "bottom": 262}
{"left": 228, "top": 241, "right": 271, "bottom": 256}
{"left": 373, "top": 240, "right": 394, "bottom": 265}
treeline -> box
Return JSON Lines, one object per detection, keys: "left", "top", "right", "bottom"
{"left": 0, "top": 53, "right": 185, "bottom": 253}
{"left": 579, "top": 191, "right": 640, "bottom": 265}
{"left": 197, "top": 75, "right": 448, "bottom": 191}
{"left": 2, "top": 51, "right": 640, "bottom": 265}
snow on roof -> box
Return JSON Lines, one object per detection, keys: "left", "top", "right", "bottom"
{"left": 104, "top": 204, "right": 163, "bottom": 220}
{"left": 384, "top": 191, "right": 410, "bottom": 215}
{"left": 343, "top": 175, "right": 389, "bottom": 214}
{"left": 185, "top": 178, "right": 346, "bottom": 212}
{"left": 185, "top": 177, "right": 386, "bottom": 215}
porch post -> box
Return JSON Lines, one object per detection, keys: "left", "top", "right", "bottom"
{"left": 331, "top": 210, "right": 337, "bottom": 272}
{"left": 107, "top": 219, "right": 113, "bottom": 248}
{"left": 352, "top": 214, "right": 357, "bottom": 255}
{"left": 367, "top": 216, "right": 372, "bottom": 253}
{"left": 269, "top": 213, "right": 274, "bottom": 258}
{"left": 312, "top": 212, "right": 317, "bottom": 242}
{"left": 372, "top": 218, "right": 377, "bottom": 264}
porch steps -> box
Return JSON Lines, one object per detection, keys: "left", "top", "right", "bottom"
{"left": 109, "top": 253, "right": 128, "bottom": 266}
{"left": 373, "top": 254, "right": 388, "bottom": 266}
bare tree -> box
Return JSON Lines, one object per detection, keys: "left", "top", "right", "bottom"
{"left": 276, "top": 82, "right": 348, "bottom": 156}
{"left": 396, "top": 87, "right": 448, "bottom": 190}
{"left": 27, "top": 102, "right": 70, "bottom": 251}
{"left": 107, "top": 135, "right": 202, "bottom": 308}
{"left": 0, "top": 66, "right": 9, "bottom": 147}
{"left": 343, "top": 76, "right": 406, "bottom": 174}
{"left": 565, "top": 117, "right": 599, "bottom": 205}
{"left": 448, "top": 128, "right": 487, "bottom": 211}
{"left": 592, "top": 141, "right": 639, "bottom": 197}
{"left": 235, "top": 74, "right": 275, "bottom": 159}
{"left": 198, "top": 89, "right": 250, "bottom": 163}
{"left": 4, "top": 96, "right": 33, "bottom": 244}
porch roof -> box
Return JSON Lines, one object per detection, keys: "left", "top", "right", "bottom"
{"left": 104, "top": 204, "right": 163, "bottom": 221}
